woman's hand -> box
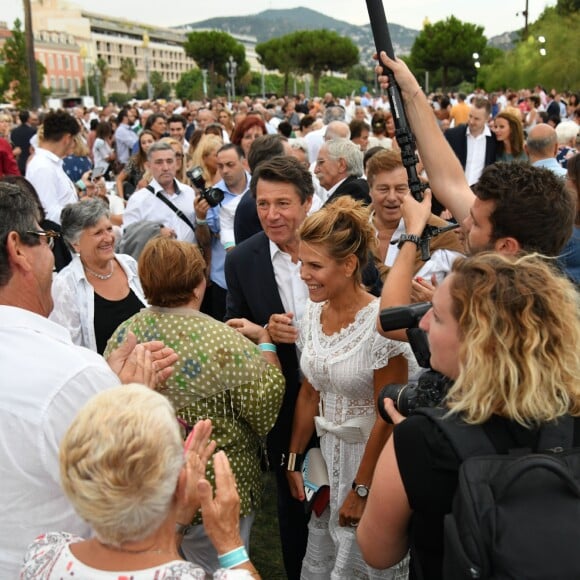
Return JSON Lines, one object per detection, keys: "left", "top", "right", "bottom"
{"left": 176, "top": 419, "right": 216, "bottom": 521}
{"left": 383, "top": 397, "right": 406, "bottom": 425}
{"left": 198, "top": 451, "right": 244, "bottom": 554}
{"left": 267, "top": 312, "right": 298, "bottom": 344}
{"left": 226, "top": 318, "right": 271, "bottom": 345}
{"left": 286, "top": 470, "right": 306, "bottom": 502}
{"left": 339, "top": 489, "right": 366, "bottom": 528}
{"left": 411, "top": 276, "right": 436, "bottom": 303}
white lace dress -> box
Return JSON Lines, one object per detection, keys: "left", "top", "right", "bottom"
{"left": 297, "top": 299, "right": 414, "bottom": 580}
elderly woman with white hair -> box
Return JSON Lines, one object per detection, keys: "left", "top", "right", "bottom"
{"left": 556, "top": 120, "right": 579, "bottom": 169}
{"left": 20, "top": 384, "right": 262, "bottom": 578}
{"left": 50, "top": 198, "right": 147, "bottom": 354}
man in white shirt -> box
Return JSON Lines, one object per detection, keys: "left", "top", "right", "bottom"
{"left": 0, "top": 181, "right": 177, "bottom": 578}
{"left": 25, "top": 110, "right": 80, "bottom": 223}
{"left": 444, "top": 98, "right": 497, "bottom": 186}
{"left": 123, "top": 141, "right": 197, "bottom": 243}
{"left": 114, "top": 108, "right": 138, "bottom": 167}
{"left": 225, "top": 156, "right": 313, "bottom": 580}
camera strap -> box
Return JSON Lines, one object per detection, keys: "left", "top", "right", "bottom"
{"left": 146, "top": 184, "right": 196, "bottom": 234}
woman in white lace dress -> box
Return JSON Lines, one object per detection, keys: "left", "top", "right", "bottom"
{"left": 286, "top": 197, "right": 415, "bottom": 579}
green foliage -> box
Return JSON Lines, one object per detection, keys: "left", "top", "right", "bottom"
{"left": 256, "top": 36, "right": 296, "bottom": 95}
{"left": 119, "top": 57, "right": 137, "bottom": 93}
{"left": 184, "top": 30, "right": 247, "bottom": 97}
{"left": 149, "top": 71, "right": 171, "bottom": 99}
{"left": 411, "top": 16, "right": 487, "bottom": 91}
{"left": 347, "top": 64, "right": 375, "bottom": 86}
{"left": 0, "top": 19, "right": 47, "bottom": 107}
{"left": 95, "top": 58, "right": 109, "bottom": 89}
{"left": 478, "top": 8, "right": 580, "bottom": 90}
{"left": 290, "top": 29, "right": 359, "bottom": 96}
{"left": 175, "top": 68, "right": 204, "bottom": 100}
{"left": 555, "top": 0, "right": 580, "bottom": 15}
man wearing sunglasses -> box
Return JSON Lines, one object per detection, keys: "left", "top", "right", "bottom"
{"left": 0, "top": 181, "right": 178, "bottom": 577}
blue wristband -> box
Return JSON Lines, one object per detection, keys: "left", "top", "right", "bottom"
{"left": 258, "top": 342, "right": 277, "bottom": 353}
{"left": 218, "top": 546, "right": 250, "bottom": 569}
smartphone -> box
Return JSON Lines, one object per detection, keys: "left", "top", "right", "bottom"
{"left": 90, "top": 166, "right": 107, "bottom": 181}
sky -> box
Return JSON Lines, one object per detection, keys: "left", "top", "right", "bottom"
{"left": 4, "top": 0, "right": 557, "bottom": 39}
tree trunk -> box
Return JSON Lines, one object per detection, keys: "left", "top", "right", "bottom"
{"left": 313, "top": 71, "right": 321, "bottom": 97}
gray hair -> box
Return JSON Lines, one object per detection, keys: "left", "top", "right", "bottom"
{"left": 0, "top": 181, "right": 43, "bottom": 287}
{"left": 526, "top": 129, "right": 557, "bottom": 155}
{"left": 289, "top": 138, "right": 310, "bottom": 163}
{"left": 556, "top": 121, "right": 579, "bottom": 146}
{"left": 325, "top": 139, "right": 364, "bottom": 177}
{"left": 147, "top": 140, "right": 175, "bottom": 161}
{"left": 323, "top": 105, "right": 346, "bottom": 125}
{"left": 60, "top": 199, "right": 110, "bottom": 250}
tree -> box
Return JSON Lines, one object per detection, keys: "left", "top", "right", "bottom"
{"left": 119, "top": 57, "right": 137, "bottom": 93}
{"left": 410, "top": 16, "right": 487, "bottom": 91}
{"left": 256, "top": 36, "right": 296, "bottom": 95}
{"left": 291, "top": 30, "right": 359, "bottom": 96}
{"left": 149, "top": 71, "right": 171, "bottom": 99}
{"left": 184, "top": 30, "right": 247, "bottom": 98}
{"left": 95, "top": 57, "right": 109, "bottom": 99}
{"left": 0, "top": 19, "right": 48, "bottom": 107}
{"left": 175, "top": 68, "right": 204, "bottom": 100}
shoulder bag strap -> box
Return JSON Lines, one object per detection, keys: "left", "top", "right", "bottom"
{"left": 146, "top": 184, "right": 195, "bottom": 233}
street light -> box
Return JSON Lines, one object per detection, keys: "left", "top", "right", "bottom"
{"left": 225, "top": 80, "right": 231, "bottom": 102}
{"left": 201, "top": 69, "right": 208, "bottom": 99}
{"left": 472, "top": 52, "right": 481, "bottom": 88}
{"left": 142, "top": 33, "right": 153, "bottom": 100}
{"left": 538, "top": 36, "right": 547, "bottom": 56}
{"left": 225, "top": 55, "right": 237, "bottom": 101}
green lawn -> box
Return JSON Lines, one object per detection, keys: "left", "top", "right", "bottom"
{"left": 250, "top": 471, "right": 287, "bottom": 579}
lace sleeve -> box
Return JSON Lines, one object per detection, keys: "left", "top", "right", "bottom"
{"left": 371, "top": 332, "right": 417, "bottom": 374}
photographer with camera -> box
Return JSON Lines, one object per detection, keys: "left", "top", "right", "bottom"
{"left": 194, "top": 143, "right": 250, "bottom": 321}
{"left": 357, "top": 252, "right": 580, "bottom": 580}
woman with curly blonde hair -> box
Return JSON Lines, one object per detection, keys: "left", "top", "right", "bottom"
{"left": 287, "top": 196, "right": 416, "bottom": 579}
{"left": 358, "top": 252, "right": 580, "bottom": 580}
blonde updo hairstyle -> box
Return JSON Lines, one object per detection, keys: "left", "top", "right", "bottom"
{"left": 445, "top": 252, "right": 580, "bottom": 426}
{"left": 139, "top": 237, "right": 206, "bottom": 308}
{"left": 298, "top": 196, "right": 375, "bottom": 285}
{"left": 59, "top": 384, "right": 184, "bottom": 546}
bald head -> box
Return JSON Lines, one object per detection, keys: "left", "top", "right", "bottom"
{"left": 525, "top": 124, "right": 558, "bottom": 161}
{"left": 324, "top": 121, "right": 351, "bottom": 141}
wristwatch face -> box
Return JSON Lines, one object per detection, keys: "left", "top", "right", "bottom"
{"left": 355, "top": 484, "right": 369, "bottom": 498}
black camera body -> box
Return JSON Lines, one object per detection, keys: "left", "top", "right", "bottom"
{"left": 187, "top": 166, "right": 225, "bottom": 208}
{"left": 378, "top": 302, "right": 452, "bottom": 423}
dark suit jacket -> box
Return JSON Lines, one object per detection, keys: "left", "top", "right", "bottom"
{"left": 225, "top": 232, "right": 301, "bottom": 466}
{"left": 324, "top": 175, "right": 371, "bottom": 206}
{"left": 444, "top": 124, "right": 497, "bottom": 170}
{"left": 233, "top": 192, "right": 262, "bottom": 246}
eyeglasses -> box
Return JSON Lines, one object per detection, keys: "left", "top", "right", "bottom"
{"left": 26, "top": 230, "right": 61, "bottom": 249}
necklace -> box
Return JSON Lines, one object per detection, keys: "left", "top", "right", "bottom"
{"left": 84, "top": 261, "right": 114, "bottom": 280}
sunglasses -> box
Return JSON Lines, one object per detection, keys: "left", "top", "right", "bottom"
{"left": 26, "top": 229, "right": 61, "bottom": 249}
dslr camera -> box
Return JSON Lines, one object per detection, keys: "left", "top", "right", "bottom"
{"left": 187, "top": 166, "right": 225, "bottom": 208}
{"left": 377, "top": 302, "right": 452, "bottom": 423}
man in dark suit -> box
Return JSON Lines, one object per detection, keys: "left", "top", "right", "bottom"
{"left": 315, "top": 138, "right": 370, "bottom": 205}
{"left": 444, "top": 97, "right": 497, "bottom": 187}
{"left": 225, "top": 156, "right": 314, "bottom": 580}
{"left": 10, "top": 110, "right": 37, "bottom": 175}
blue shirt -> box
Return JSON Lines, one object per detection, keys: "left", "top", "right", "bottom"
{"left": 532, "top": 158, "right": 568, "bottom": 178}
{"left": 206, "top": 174, "right": 250, "bottom": 289}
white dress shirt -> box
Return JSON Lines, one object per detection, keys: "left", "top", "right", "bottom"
{"left": 123, "top": 178, "right": 197, "bottom": 243}
{"left": 269, "top": 240, "right": 309, "bottom": 326}
{"left": 25, "top": 147, "right": 78, "bottom": 224}
{"left": 0, "top": 306, "right": 119, "bottom": 578}
{"left": 114, "top": 123, "right": 138, "bottom": 165}
{"left": 50, "top": 253, "right": 147, "bottom": 352}
{"left": 465, "top": 125, "right": 492, "bottom": 186}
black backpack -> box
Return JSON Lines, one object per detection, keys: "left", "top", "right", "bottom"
{"left": 415, "top": 407, "right": 580, "bottom": 580}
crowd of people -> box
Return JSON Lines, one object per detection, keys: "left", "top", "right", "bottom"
{"left": 0, "top": 51, "right": 579, "bottom": 580}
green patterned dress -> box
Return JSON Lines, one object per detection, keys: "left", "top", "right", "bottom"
{"left": 105, "top": 306, "right": 285, "bottom": 524}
